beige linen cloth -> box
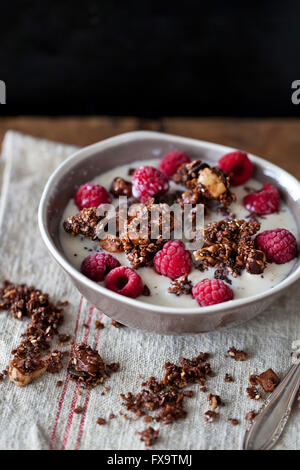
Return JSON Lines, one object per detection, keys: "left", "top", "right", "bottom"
{"left": 0, "top": 130, "right": 299, "bottom": 450}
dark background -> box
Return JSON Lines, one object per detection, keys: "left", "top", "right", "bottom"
{"left": 1, "top": 1, "right": 300, "bottom": 117}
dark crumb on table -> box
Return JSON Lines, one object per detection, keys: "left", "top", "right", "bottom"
{"left": 204, "top": 410, "right": 219, "bottom": 422}
{"left": 74, "top": 406, "right": 83, "bottom": 414}
{"left": 245, "top": 410, "right": 257, "bottom": 421}
{"left": 95, "top": 320, "right": 105, "bottom": 330}
{"left": 68, "top": 343, "right": 119, "bottom": 388}
{"left": 224, "top": 373, "right": 234, "bottom": 382}
{"left": 83, "top": 323, "right": 89, "bottom": 329}
{"left": 142, "top": 285, "right": 151, "bottom": 296}
{"left": 228, "top": 347, "right": 248, "bottom": 361}
{"left": 249, "top": 374, "right": 259, "bottom": 386}
{"left": 168, "top": 274, "right": 193, "bottom": 296}
{"left": 97, "top": 417, "right": 106, "bottom": 425}
{"left": 138, "top": 427, "right": 159, "bottom": 447}
{"left": 109, "top": 413, "right": 116, "bottom": 420}
{"left": 200, "top": 386, "right": 207, "bottom": 392}
{"left": 56, "top": 380, "right": 63, "bottom": 387}
{"left": 121, "top": 353, "right": 212, "bottom": 428}
{"left": 128, "top": 168, "right": 136, "bottom": 176}
{"left": 111, "top": 320, "right": 124, "bottom": 328}
{"left": 207, "top": 393, "right": 224, "bottom": 411}
{"left": 246, "top": 386, "right": 262, "bottom": 400}
{"left": 256, "top": 368, "right": 280, "bottom": 393}
{"left": 228, "top": 418, "right": 239, "bottom": 426}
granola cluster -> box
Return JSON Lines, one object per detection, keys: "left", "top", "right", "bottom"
{"left": 0, "top": 281, "right": 66, "bottom": 386}
{"left": 173, "top": 160, "right": 236, "bottom": 208}
{"left": 68, "top": 343, "right": 119, "bottom": 388}
{"left": 194, "top": 219, "right": 267, "bottom": 276}
{"left": 120, "top": 353, "right": 213, "bottom": 430}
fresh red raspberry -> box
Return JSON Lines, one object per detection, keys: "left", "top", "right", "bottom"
{"left": 192, "top": 279, "right": 234, "bottom": 307}
{"left": 81, "top": 253, "right": 120, "bottom": 282}
{"left": 74, "top": 183, "right": 111, "bottom": 210}
{"left": 243, "top": 183, "right": 280, "bottom": 215}
{"left": 255, "top": 228, "right": 298, "bottom": 264}
{"left": 159, "top": 150, "right": 191, "bottom": 177}
{"left": 218, "top": 151, "right": 253, "bottom": 186}
{"left": 153, "top": 240, "right": 192, "bottom": 279}
{"left": 132, "top": 166, "right": 169, "bottom": 203}
{"left": 105, "top": 266, "right": 144, "bottom": 298}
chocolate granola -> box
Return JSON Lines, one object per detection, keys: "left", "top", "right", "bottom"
{"left": 168, "top": 274, "right": 193, "bottom": 296}
{"left": 138, "top": 426, "right": 159, "bottom": 447}
{"left": 63, "top": 207, "right": 103, "bottom": 239}
{"left": 121, "top": 353, "right": 213, "bottom": 428}
{"left": 173, "top": 160, "right": 236, "bottom": 208}
{"left": 194, "top": 219, "right": 267, "bottom": 276}
{"left": 68, "top": 343, "right": 119, "bottom": 388}
{"left": 0, "top": 281, "right": 67, "bottom": 386}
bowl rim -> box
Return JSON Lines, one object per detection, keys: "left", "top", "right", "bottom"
{"left": 38, "top": 130, "right": 300, "bottom": 315}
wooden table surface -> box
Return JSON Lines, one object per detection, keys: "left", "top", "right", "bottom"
{"left": 1, "top": 116, "right": 299, "bottom": 179}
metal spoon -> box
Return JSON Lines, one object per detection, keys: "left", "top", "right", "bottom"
{"left": 243, "top": 361, "right": 300, "bottom": 450}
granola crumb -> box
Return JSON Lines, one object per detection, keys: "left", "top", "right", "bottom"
{"left": 95, "top": 320, "right": 105, "bottom": 330}
{"left": 168, "top": 274, "right": 193, "bottom": 296}
{"left": 56, "top": 380, "right": 63, "bottom": 387}
{"left": 224, "top": 373, "right": 234, "bottom": 382}
{"left": 97, "top": 417, "right": 106, "bottom": 425}
{"left": 246, "top": 386, "right": 262, "bottom": 400}
{"left": 111, "top": 320, "right": 124, "bottom": 328}
{"left": 109, "top": 413, "right": 116, "bottom": 420}
{"left": 228, "top": 418, "right": 239, "bottom": 426}
{"left": 204, "top": 410, "right": 219, "bottom": 422}
{"left": 138, "top": 427, "right": 159, "bottom": 447}
{"left": 74, "top": 406, "right": 83, "bottom": 414}
{"left": 228, "top": 347, "right": 248, "bottom": 361}
{"left": 142, "top": 285, "right": 151, "bottom": 297}
{"left": 245, "top": 410, "right": 257, "bottom": 421}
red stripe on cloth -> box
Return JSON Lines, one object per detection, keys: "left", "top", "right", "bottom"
{"left": 74, "top": 311, "right": 103, "bottom": 450}
{"left": 49, "top": 296, "right": 84, "bottom": 450}
{"left": 61, "top": 306, "right": 94, "bottom": 450}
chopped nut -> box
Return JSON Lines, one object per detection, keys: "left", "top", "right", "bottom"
{"left": 228, "top": 347, "right": 248, "bottom": 361}
{"left": 142, "top": 285, "right": 151, "bottom": 296}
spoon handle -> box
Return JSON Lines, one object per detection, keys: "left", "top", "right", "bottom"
{"left": 243, "top": 361, "right": 300, "bottom": 450}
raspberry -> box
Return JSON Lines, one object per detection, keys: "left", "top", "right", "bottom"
{"left": 218, "top": 151, "right": 253, "bottom": 186}
{"left": 105, "top": 266, "right": 144, "bottom": 298}
{"left": 74, "top": 183, "right": 111, "bottom": 210}
{"left": 255, "top": 228, "right": 298, "bottom": 264}
{"left": 243, "top": 183, "right": 280, "bottom": 215}
{"left": 132, "top": 166, "right": 169, "bottom": 203}
{"left": 81, "top": 253, "right": 120, "bottom": 282}
{"left": 192, "top": 279, "right": 234, "bottom": 307}
{"left": 153, "top": 240, "right": 192, "bottom": 279}
{"left": 159, "top": 150, "right": 191, "bottom": 177}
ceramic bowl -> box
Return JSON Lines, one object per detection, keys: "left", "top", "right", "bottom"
{"left": 38, "top": 131, "right": 300, "bottom": 334}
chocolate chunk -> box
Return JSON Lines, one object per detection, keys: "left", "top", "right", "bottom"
{"left": 256, "top": 368, "right": 280, "bottom": 393}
